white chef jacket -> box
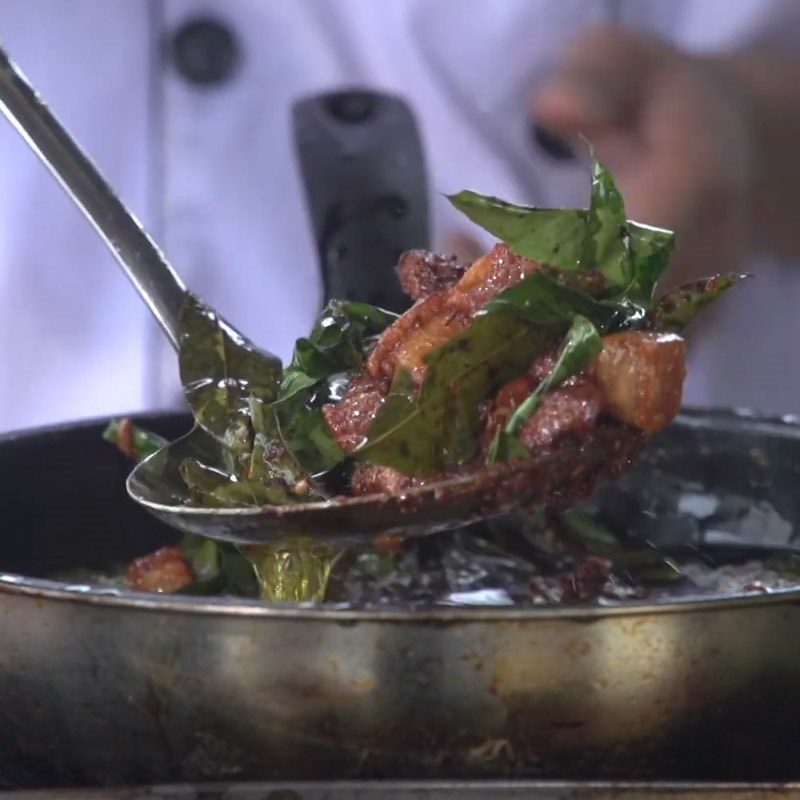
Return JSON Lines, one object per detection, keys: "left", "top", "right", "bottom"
{"left": 0, "top": 0, "right": 798, "bottom": 433}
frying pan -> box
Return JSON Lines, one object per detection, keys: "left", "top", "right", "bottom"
{"left": 1, "top": 409, "right": 800, "bottom": 789}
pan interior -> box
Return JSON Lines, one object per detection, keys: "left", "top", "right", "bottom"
{"left": 0, "top": 409, "right": 799, "bottom": 613}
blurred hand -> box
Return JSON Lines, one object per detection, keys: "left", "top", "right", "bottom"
{"left": 533, "top": 25, "right": 753, "bottom": 287}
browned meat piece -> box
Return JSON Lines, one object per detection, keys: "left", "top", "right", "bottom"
{"left": 322, "top": 373, "right": 386, "bottom": 452}
{"left": 519, "top": 383, "right": 603, "bottom": 451}
{"left": 126, "top": 546, "right": 194, "bottom": 593}
{"left": 593, "top": 332, "right": 685, "bottom": 432}
{"left": 350, "top": 463, "right": 420, "bottom": 495}
{"left": 483, "top": 330, "right": 686, "bottom": 457}
{"left": 396, "top": 250, "right": 466, "bottom": 301}
{"left": 366, "top": 243, "right": 539, "bottom": 386}
{"left": 324, "top": 244, "right": 540, "bottom": 452}
{"left": 481, "top": 362, "right": 602, "bottom": 455}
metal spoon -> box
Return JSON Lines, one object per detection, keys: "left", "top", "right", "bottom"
{"left": 0, "top": 45, "right": 644, "bottom": 544}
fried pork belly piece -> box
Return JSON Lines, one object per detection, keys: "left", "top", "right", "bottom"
{"left": 323, "top": 243, "right": 539, "bottom": 452}
{"left": 593, "top": 332, "right": 686, "bottom": 432}
{"left": 396, "top": 250, "right": 467, "bottom": 301}
{"left": 126, "top": 546, "right": 195, "bottom": 593}
{"left": 483, "top": 331, "right": 686, "bottom": 461}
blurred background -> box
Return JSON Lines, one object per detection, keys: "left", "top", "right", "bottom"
{"left": 1, "top": 0, "right": 799, "bottom": 433}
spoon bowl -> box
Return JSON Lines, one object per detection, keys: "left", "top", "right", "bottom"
{"left": 128, "top": 424, "right": 643, "bottom": 544}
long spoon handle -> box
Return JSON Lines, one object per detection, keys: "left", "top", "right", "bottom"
{"left": 0, "top": 46, "right": 186, "bottom": 348}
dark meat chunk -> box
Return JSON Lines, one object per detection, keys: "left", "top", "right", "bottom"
{"left": 482, "top": 346, "right": 602, "bottom": 456}
{"left": 396, "top": 250, "right": 466, "bottom": 301}
{"left": 519, "top": 383, "right": 603, "bottom": 451}
{"left": 126, "top": 546, "right": 194, "bottom": 593}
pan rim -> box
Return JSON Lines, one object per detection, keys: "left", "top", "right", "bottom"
{"left": 1, "top": 570, "right": 799, "bottom": 621}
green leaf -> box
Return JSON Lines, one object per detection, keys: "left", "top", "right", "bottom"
{"left": 485, "top": 270, "right": 632, "bottom": 332}
{"left": 178, "top": 533, "right": 258, "bottom": 596}
{"left": 628, "top": 222, "right": 675, "bottom": 301}
{"left": 448, "top": 156, "right": 675, "bottom": 300}
{"left": 179, "top": 294, "right": 282, "bottom": 448}
{"left": 447, "top": 191, "right": 587, "bottom": 271}
{"left": 276, "top": 300, "right": 397, "bottom": 406}
{"left": 103, "top": 418, "right": 167, "bottom": 461}
{"left": 355, "top": 311, "right": 560, "bottom": 476}
{"left": 273, "top": 300, "right": 395, "bottom": 475}
{"left": 179, "top": 458, "right": 299, "bottom": 507}
{"left": 560, "top": 509, "right": 624, "bottom": 554}
{"left": 559, "top": 509, "right": 681, "bottom": 580}
{"left": 649, "top": 273, "right": 749, "bottom": 332}
{"left": 128, "top": 425, "right": 319, "bottom": 513}
{"left": 180, "top": 533, "right": 220, "bottom": 580}
{"left": 488, "top": 316, "right": 602, "bottom": 463}
{"left": 584, "top": 157, "right": 629, "bottom": 288}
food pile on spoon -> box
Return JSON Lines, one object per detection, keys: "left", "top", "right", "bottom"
{"left": 131, "top": 156, "right": 742, "bottom": 511}
{"left": 110, "top": 156, "right": 744, "bottom": 596}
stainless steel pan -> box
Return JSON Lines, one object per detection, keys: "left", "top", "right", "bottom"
{"left": 0, "top": 409, "right": 799, "bottom": 789}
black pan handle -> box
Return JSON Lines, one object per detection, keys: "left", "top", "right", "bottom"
{"left": 292, "top": 89, "right": 430, "bottom": 313}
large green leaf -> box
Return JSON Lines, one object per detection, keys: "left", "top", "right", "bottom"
{"left": 583, "top": 157, "right": 629, "bottom": 289}
{"left": 488, "top": 316, "right": 603, "bottom": 463}
{"left": 448, "top": 157, "right": 675, "bottom": 301}
{"left": 355, "top": 311, "right": 560, "bottom": 476}
{"left": 178, "top": 294, "right": 282, "bottom": 450}
{"left": 446, "top": 192, "right": 587, "bottom": 270}
{"left": 649, "top": 274, "right": 749, "bottom": 332}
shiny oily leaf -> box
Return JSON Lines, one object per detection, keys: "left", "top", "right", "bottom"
{"left": 179, "top": 294, "right": 282, "bottom": 447}
{"left": 583, "top": 156, "right": 629, "bottom": 289}
{"left": 628, "top": 221, "right": 675, "bottom": 301}
{"left": 276, "top": 300, "right": 397, "bottom": 406}
{"left": 178, "top": 534, "right": 258, "bottom": 596}
{"left": 485, "top": 270, "right": 626, "bottom": 332}
{"left": 128, "top": 425, "right": 316, "bottom": 511}
{"left": 447, "top": 191, "right": 587, "bottom": 271}
{"left": 649, "top": 273, "right": 750, "bottom": 332}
